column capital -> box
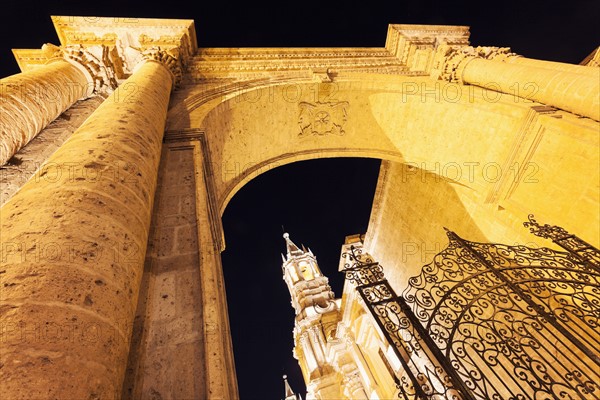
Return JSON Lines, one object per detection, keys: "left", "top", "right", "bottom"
{"left": 13, "top": 16, "right": 197, "bottom": 90}
{"left": 41, "top": 43, "right": 118, "bottom": 95}
{"left": 432, "top": 44, "right": 518, "bottom": 82}
{"left": 139, "top": 47, "right": 183, "bottom": 87}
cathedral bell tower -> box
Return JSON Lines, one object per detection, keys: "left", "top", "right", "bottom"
{"left": 281, "top": 233, "right": 336, "bottom": 317}
{"left": 281, "top": 233, "right": 341, "bottom": 399}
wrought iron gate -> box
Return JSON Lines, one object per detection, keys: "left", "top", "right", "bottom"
{"left": 342, "top": 216, "right": 600, "bottom": 399}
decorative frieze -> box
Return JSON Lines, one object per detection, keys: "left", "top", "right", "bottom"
{"left": 62, "top": 44, "right": 118, "bottom": 94}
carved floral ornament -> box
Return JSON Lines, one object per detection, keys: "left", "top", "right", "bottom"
{"left": 140, "top": 47, "right": 183, "bottom": 87}
{"left": 40, "top": 43, "right": 184, "bottom": 91}
{"left": 42, "top": 43, "right": 118, "bottom": 95}
{"left": 298, "top": 101, "right": 349, "bottom": 137}
{"left": 432, "top": 44, "right": 518, "bottom": 82}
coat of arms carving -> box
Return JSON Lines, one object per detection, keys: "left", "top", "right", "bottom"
{"left": 298, "top": 101, "right": 349, "bottom": 137}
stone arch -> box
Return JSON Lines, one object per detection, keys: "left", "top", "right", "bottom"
{"left": 169, "top": 74, "right": 598, "bottom": 287}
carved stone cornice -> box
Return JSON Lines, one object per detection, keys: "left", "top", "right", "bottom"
{"left": 51, "top": 16, "right": 196, "bottom": 65}
{"left": 384, "top": 24, "right": 471, "bottom": 73}
{"left": 188, "top": 48, "right": 406, "bottom": 80}
{"left": 41, "top": 43, "right": 118, "bottom": 95}
{"left": 12, "top": 16, "right": 197, "bottom": 87}
{"left": 140, "top": 47, "right": 183, "bottom": 87}
{"left": 184, "top": 24, "right": 473, "bottom": 80}
{"left": 432, "top": 44, "right": 518, "bottom": 82}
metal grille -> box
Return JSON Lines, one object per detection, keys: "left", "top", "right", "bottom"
{"left": 343, "top": 216, "right": 600, "bottom": 400}
{"left": 342, "top": 246, "right": 472, "bottom": 400}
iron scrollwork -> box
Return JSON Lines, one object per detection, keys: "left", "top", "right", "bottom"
{"left": 342, "top": 245, "right": 473, "bottom": 400}
{"left": 344, "top": 217, "right": 599, "bottom": 399}
{"left": 402, "top": 222, "right": 600, "bottom": 399}
{"left": 524, "top": 214, "right": 600, "bottom": 268}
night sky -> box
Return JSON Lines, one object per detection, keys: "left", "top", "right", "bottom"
{"left": 1, "top": 0, "right": 597, "bottom": 399}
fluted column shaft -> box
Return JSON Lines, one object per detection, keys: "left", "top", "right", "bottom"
{"left": 0, "top": 60, "right": 172, "bottom": 399}
{"left": 0, "top": 59, "right": 90, "bottom": 165}
{"left": 462, "top": 57, "right": 599, "bottom": 121}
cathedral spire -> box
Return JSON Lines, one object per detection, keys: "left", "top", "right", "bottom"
{"left": 283, "top": 232, "right": 304, "bottom": 259}
{"left": 283, "top": 375, "right": 299, "bottom": 400}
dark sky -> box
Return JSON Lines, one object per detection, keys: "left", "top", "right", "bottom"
{"left": 1, "top": 0, "right": 598, "bottom": 399}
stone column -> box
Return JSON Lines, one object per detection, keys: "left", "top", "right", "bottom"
{"left": 0, "top": 54, "right": 175, "bottom": 399}
{"left": 0, "top": 44, "right": 116, "bottom": 166}
{"left": 504, "top": 56, "right": 599, "bottom": 78}
{"left": 436, "top": 46, "right": 600, "bottom": 121}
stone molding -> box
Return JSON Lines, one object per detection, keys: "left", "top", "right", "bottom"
{"left": 580, "top": 46, "right": 600, "bottom": 67}
{"left": 342, "top": 371, "right": 364, "bottom": 395}
{"left": 189, "top": 49, "right": 406, "bottom": 80}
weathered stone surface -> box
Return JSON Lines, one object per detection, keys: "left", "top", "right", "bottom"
{"left": 123, "top": 146, "right": 206, "bottom": 400}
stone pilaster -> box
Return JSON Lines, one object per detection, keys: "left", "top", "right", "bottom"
{"left": 0, "top": 59, "right": 173, "bottom": 399}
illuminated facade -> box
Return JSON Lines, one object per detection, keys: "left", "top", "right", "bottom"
{"left": 0, "top": 15, "right": 598, "bottom": 400}
{"left": 282, "top": 233, "right": 400, "bottom": 399}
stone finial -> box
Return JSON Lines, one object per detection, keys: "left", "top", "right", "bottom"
{"left": 141, "top": 47, "right": 183, "bottom": 87}
{"left": 432, "top": 44, "right": 518, "bottom": 83}
{"left": 283, "top": 374, "right": 297, "bottom": 399}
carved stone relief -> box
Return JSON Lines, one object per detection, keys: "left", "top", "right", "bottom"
{"left": 298, "top": 101, "right": 349, "bottom": 137}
